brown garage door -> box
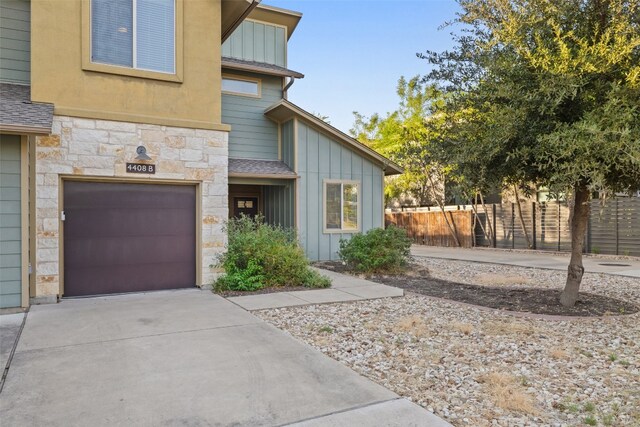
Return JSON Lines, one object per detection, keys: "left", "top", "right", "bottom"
{"left": 63, "top": 181, "right": 196, "bottom": 297}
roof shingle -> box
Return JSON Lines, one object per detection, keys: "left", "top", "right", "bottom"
{"left": 229, "top": 158, "right": 297, "bottom": 177}
{"left": 0, "top": 84, "right": 54, "bottom": 133}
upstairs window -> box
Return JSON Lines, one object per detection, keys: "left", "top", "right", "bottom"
{"left": 222, "top": 75, "right": 261, "bottom": 97}
{"left": 91, "top": 0, "right": 175, "bottom": 74}
{"left": 324, "top": 180, "right": 360, "bottom": 232}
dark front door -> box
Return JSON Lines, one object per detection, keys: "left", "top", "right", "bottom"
{"left": 63, "top": 181, "right": 196, "bottom": 297}
{"left": 233, "top": 197, "right": 259, "bottom": 218}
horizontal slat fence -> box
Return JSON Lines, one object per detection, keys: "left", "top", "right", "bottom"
{"left": 387, "top": 197, "right": 640, "bottom": 256}
{"left": 589, "top": 198, "right": 640, "bottom": 256}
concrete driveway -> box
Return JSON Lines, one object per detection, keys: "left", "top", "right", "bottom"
{"left": 0, "top": 289, "right": 448, "bottom": 426}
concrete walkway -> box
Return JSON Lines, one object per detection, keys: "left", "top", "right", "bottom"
{"left": 228, "top": 268, "right": 403, "bottom": 310}
{"left": 411, "top": 245, "right": 640, "bottom": 278}
{"left": 0, "top": 289, "right": 449, "bottom": 426}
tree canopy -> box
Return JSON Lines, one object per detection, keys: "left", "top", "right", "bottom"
{"left": 351, "top": 77, "right": 459, "bottom": 206}
{"left": 422, "top": 0, "right": 640, "bottom": 194}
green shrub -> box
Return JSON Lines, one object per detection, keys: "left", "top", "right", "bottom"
{"left": 303, "top": 268, "right": 332, "bottom": 288}
{"left": 215, "top": 259, "right": 264, "bottom": 292}
{"left": 214, "top": 215, "right": 331, "bottom": 292}
{"left": 338, "top": 226, "right": 411, "bottom": 273}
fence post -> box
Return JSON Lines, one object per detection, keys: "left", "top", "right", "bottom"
{"left": 557, "top": 200, "right": 561, "bottom": 252}
{"left": 470, "top": 210, "right": 474, "bottom": 248}
{"left": 615, "top": 198, "right": 619, "bottom": 255}
{"left": 511, "top": 203, "right": 515, "bottom": 249}
{"left": 532, "top": 201, "right": 537, "bottom": 250}
{"left": 585, "top": 203, "right": 591, "bottom": 254}
{"left": 492, "top": 204, "right": 497, "bottom": 248}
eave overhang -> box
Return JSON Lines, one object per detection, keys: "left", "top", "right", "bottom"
{"left": 221, "top": 57, "right": 304, "bottom": 79}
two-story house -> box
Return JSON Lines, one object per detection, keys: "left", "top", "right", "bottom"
{"left": 0, "top": 0, "right": 400, "bottom": 309}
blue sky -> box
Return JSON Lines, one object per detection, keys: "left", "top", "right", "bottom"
{"left": 265, "top": 0, "right": 461, "bottom": 134}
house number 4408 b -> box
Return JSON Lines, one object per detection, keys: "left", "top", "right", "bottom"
{"left": 126, "top": 163, "right": 156, "bottom": 174}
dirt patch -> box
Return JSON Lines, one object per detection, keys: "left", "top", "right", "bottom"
{"left": 215, "top": 286, "right": 311, "bottom": 298}
{"left": 314, "top": 261, "right": 638, "bottom": 317}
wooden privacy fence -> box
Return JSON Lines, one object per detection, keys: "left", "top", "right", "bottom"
{"left": 386, "top": 197, "right": 640, "bottom": 256}
{"left": 385, "top": 210, "right": 474, "bottom": 248}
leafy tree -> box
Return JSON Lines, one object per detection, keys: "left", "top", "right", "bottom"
{"left": 351, "top": 77, "right": 449, "bottom": 206}
{"left": 312, "top": 112, "right": 331, "bottom": 124}
{"left": 422, "top": 0, "right": 640, "bottom": 306}
{"left": 351, "top": 77, "right": 465, "bottom": 244}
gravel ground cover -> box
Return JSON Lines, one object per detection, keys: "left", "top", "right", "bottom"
{"left": 257, "top": 258, "right": 640, "bottom": 427}
{"left": 315, "top": 260, "right": 637, "bottom": 316}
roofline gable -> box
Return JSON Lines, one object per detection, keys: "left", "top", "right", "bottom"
{"left": 248, "top": 4, "right": 302, "bottom": 40}
{"left": 264, "top": 100, "right": 403, "bottom": 176}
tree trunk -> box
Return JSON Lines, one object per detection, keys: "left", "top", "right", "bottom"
{"left": 428, "top": 174, "right": 461, "bottom": 247}
{"left": 470, "top": 192, "right": 490, "bottom": 244}
{"left": 513, "top": 184, "right": 532, "bottom": 249}
{"left": 560, "top": 183, "right": 591, "bottom": 307}
{"left": 479, "top": 192, "right": 495, "bottom": 246}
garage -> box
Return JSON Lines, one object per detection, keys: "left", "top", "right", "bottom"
{"left": 63, "top": 181, "right": 197, "bottom": 297}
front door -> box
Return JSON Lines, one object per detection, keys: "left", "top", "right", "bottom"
{"left": 233, "top": 197, "right": 259, "bottom": 219}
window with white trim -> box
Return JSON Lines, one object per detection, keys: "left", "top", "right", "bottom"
{"left": 324, "top": 180, "right": 359, "bottom": 232}
{"left": 91, "top": 0, "right": 175, "bottom": 74}
{"left": 222, "top": 76, "right": 260, "bottom": 97}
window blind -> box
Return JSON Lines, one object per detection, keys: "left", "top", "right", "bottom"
{"left": 91, "top": 0, "right": 133, "bottom": 67}
{"left": 136, "top": 0, "right": 175, "bottom": 73}
{"left": 91, "top": 0, "right": 175, "bottom": 74}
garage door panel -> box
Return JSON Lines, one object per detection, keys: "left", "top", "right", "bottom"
{"left": 65, "top": 235, "right": 195, "bottom": 266}
{"left": 65, "top": 262, "right": 195, "bottom": 296}
{"left": 65, "top": 208, "right": 195, "bottom": 238}
{"left": 65, "top": 188, "right": 195, "bottom": 210}
{"left": 63, "top": 181, "right": 197, "bottom": 297}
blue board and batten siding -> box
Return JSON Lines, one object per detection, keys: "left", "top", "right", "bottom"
{"left": 260, "top": 120, "right": 296, "bottom": 229}
{"left": 222, "top": 20, "right": 286, "bottom": 67}
{"left": 223, "top": 70, "right": 282, "bottom": 160}
{"left": 263, "top": 183, "right": 295, "bottom": 228}
{"left": 296, "top": 121, "right": 384, "bottom": 261}
{"left": 0, "top": 0, "right": 30, "bottom": 84}
{"left": 0, "top": 135, "right": 23, "bottom": 308}
{"left": 281, "top": 120, "right": 294, "bottom": 168}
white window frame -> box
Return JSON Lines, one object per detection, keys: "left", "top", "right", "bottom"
{"left": 221, "top": 74, "right": 262, "bottom": 98}
{"left": 89, "top": 0, "right": 177, "bottom": 75}
{"left": 323, "top": 179, "right": 361, "bottom": 233}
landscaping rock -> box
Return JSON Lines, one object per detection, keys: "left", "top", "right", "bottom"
{"left": 257, "top": 258, "right": 640, "bottom": 426}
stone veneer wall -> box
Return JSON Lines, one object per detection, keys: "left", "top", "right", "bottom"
{"left": 34, "top": 116, "right": 228, "bottom": 302}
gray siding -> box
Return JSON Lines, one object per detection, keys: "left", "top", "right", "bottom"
{"left": 222, "top": 20, "right": 286, "bottom": 67}
{"left": 223, "top": 70, "right": 282, "bottom": 160}
{"left": 296, "top": 121, "right": 384, "bottom": 261}
{"left": 264, "top": 182, "right": 295, "bottom": 228}
{"left": 0, "top": 0, "right": 30, "bottom": 84}
{"left": 0, "top": 134, "right": 22, "bottom": 308}
{"left": 281, "top": 120, "right": 294, "bottom": 168}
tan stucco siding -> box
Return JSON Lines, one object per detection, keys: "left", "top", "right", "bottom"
{"left": 31, "top": 0, "right": 226, "bottom": 130}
